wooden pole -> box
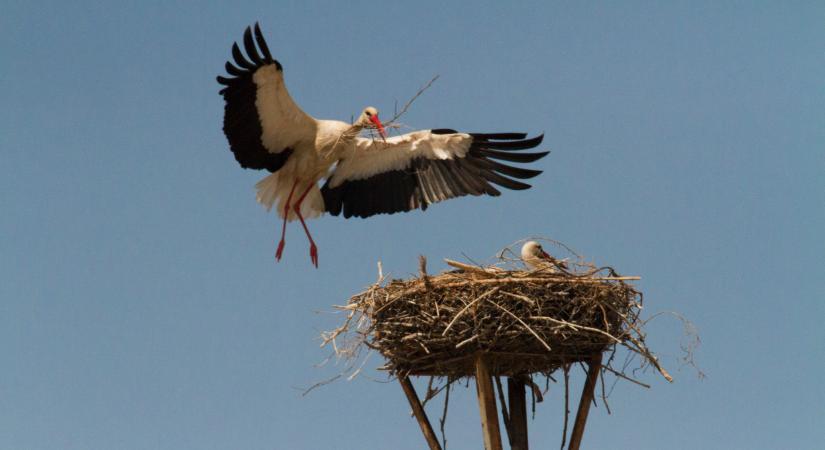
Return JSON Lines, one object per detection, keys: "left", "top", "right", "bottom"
{"left": 475, "top": 354, "right": 504, "bottom": 450}
{"left": 398, "top": 376, "right": 443, "bottom": 450}
{"left": 567, "top": 353, "right": 603, "bottom": 450}
{"left": 507, "top": 377, "right": 529, "bottom": 450}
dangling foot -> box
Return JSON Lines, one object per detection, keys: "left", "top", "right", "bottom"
{"left": 309, "top": 243, "right": 318, "bottom": 268}
{"left": 275, "top": 181, "right": 298, "bottom": 264}
{"left": 292, "top": 182, "right": 319, "bottom": 269}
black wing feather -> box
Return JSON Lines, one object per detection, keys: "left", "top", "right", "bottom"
{"left": 217, "top": 25, "right": 291, "bottom": 172}
{"left": 475, "top": 148, "right": 550, "bottom": 163}
{"left": 472, "top": 132, "right": 528, "bottom": 140}
{"left": 254, "top": 23, "right": 274, "bottom": 63}
{"left": 231, "top": 43, "right": 254, "bottom": 70}
{"left": 321, "top": 132, "right": 549, "bottom": 218}
{"left": 243, "top": 27, "right": 264, "bottom": 65}
{"left": 473, "top": 133, "right": 544, "bottom": 150}
{"left": 224, "top": 61, "right": 244, "bottom": 76}
{"left": 474, "top": 157, "right": 543, "bottom": 179}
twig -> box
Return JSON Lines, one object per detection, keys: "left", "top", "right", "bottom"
{"left": 455, "top": 334, "right": 479, "bottom": 349}
{"left": 525, "top": 377, "right": 544, "bottom": 403}
{"left": 500, "top": 290, "right": 536, "bottom": 307}
{"left": 422, "top": 381, "right": 452, "bottom": 408}
{"left": 601, "top": 364, "right": 652, "bottom": 389}
{"left": 420, "top": 255, "right": 431, "bottom": 291}
{"left": 530, "top": 316, "right": 623, "bottom": 344}
{"left": 444, "top": 259, "right": 502, "bottom": 277}
{"left": 439, "top": 381, "right": 451, "bottom": 450}
{"left": 385, "top": 75, "right": 440, "bottom": 125}
{"left": 441, "top": 287, "right": 501, "bottom": 336}
{"left": 599, "top": 371, "right": 611, "bottom": 415}
{"left": 486, "top": 299, "right": 553, "bottom": 352}
{"left": 301, "top": 374, "right": 342, "bottom": 397}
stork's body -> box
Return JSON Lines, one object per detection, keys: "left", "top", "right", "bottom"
{"left": 218, "top": 24, "right": 551, "bottom": 267}
{"left": 254, "top": 118, "right": 355, "bottom": 222}
{"left": 253, "top": 117, "right": 375, "bottom": 265}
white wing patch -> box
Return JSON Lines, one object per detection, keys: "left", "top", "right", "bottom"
{"left": 253, "top": 65, "right": 316, "bottom": 154}
{"left": 328, "top": 130, "right": 472, "bottom": 188}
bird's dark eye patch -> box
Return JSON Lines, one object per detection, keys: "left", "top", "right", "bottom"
{"left": 365, "top": 111, "right": 372, "bottom": 116}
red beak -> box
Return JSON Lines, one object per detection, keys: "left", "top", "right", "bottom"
{"left": 539, "top": 249, "right": 551, "bottom": 260}
{"left": 369, "top": 114, "right": 387, "bottom": 141}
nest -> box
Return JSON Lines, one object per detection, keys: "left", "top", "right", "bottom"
{"left": 368, "top": 267, "right": 634, "bottom": 377}
{"left": 323, "top": 241, "right": 673, "bottom": 383}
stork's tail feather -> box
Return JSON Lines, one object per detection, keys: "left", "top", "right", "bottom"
{"left": 255, "top": 173, "right": 281, "bottom": 212}
{"left": 255, "top": 173, "right": 325, "bottom": 220}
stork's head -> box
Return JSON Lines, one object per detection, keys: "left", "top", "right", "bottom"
{"left": 522, "top": 240, "right": 569, "bottom": 271}
{"left": 357, "top": 106, "right": 386, "bottom": 140}
{"left": 521, "top": 241, "right": 551, "bottom": 261}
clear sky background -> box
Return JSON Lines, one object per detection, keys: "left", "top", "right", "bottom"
{"left": 2, "top": 1, "right": 823, "bottom": 449}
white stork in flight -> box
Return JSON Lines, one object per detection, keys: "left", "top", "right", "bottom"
{"left": 218, "top": 24, "right": 550, "bottom": 267}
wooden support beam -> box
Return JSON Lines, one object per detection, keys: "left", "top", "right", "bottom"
{"left": 567, "top": 353, "right": 603, "bottom": 450}
{"left": 507, "top": 377, "right": 529, "bottom": 450}
{"left": 398, "top": 376, "right": 443, "bottom": 450}
{"left": 475, "top": 354, "right": 504, "bottom": 450}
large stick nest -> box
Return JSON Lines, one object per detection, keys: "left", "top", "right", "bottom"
{"left": 368, "top": 268, "right": 634, "bottom": 377}
{"left": 324, "top": 241, "right": 673, "bottom": 382}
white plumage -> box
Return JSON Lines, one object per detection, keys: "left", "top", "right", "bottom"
{"left": 329, "top": 131, "right": 473, "bottom": 187}
{"left": 521, "top": 241, "right": 568, "bottom": 272}
{"left": 218, "top": 24, "right": 550, "bottom": 267}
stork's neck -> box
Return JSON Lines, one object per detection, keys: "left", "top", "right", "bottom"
{"left": 314, "top": 120, "right": 363, "bottom": 160}
{"left": 343, "top": 123, "right": 364, "bottom": 139}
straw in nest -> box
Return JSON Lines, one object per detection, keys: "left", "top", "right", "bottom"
{"left": 323, "top": 243, "right": 672, "bottom": 383}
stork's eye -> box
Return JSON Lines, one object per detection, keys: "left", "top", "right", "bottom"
{"left": 365, "top": 111, "right": 372, "bottom": 117}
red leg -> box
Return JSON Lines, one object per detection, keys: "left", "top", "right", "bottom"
{"left": 293, "top": 183, "right": 319, "bottom": 268}
{"left": 275, "top": 181, "right": 298, "bottom": 262}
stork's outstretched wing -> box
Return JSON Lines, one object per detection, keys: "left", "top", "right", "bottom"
{"left": 217, "top": 23, "right": 316, "bottom": 172}
{"left": 322, "top": 130, "right": 548, "bottom": 218}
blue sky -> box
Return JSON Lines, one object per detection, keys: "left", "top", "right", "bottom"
{"left": 1, "top": 1, "right": 823, "bottom": 449}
